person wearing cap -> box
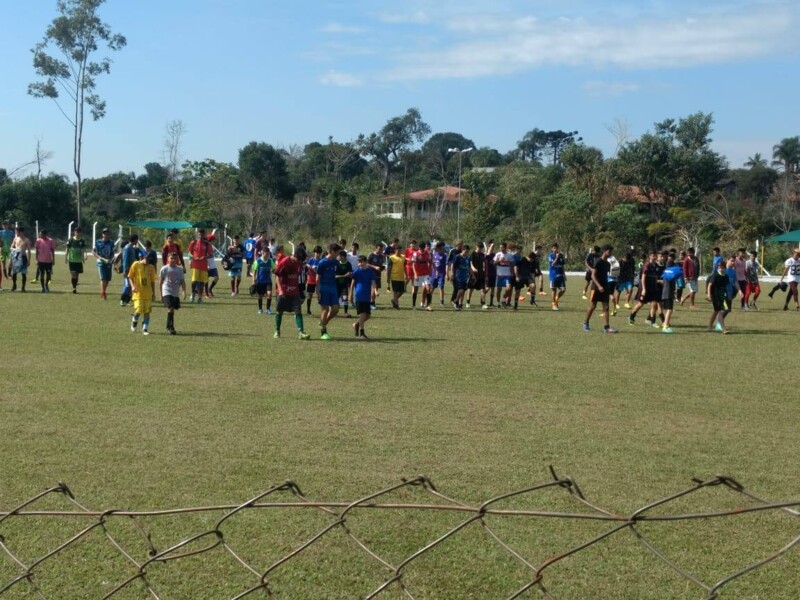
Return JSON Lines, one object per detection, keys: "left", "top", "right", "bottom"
{"left": 65, "top": 227, "right": 87, "bottom": 294}
{"left": 161, "top": 231, "right": 186, "bottom": 271}
{"left": 187, "top": 229, "right": 213, "bottom": 303}
{"left": 9, "top": 226, "right": 31, "bottom": 292}
{"left": 93, "top": 228, "right": 116, "bottom": 299}
{"left": 0, "top": 221, "right": 15, "bottom": 279}
{"left": 779, "top": 247, "right": 800, "bottom": 311}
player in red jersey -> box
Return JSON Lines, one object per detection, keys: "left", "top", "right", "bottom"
{"left": 411, "top": 242, "right": 433, "bottom": 310}
{"left": 273, "top": 249, "right": 311, "bottom": 340}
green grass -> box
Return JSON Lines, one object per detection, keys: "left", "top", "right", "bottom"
{"left": 0, "top": 267, "right": 798, "bottom": 599}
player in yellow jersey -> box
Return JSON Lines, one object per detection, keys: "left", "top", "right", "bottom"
{"left": 128, "top": 253, "right": 157, "bottom": 335}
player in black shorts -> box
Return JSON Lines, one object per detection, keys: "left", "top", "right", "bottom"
{"left": 583, "top": 245, "right": 616, "bottom": 333}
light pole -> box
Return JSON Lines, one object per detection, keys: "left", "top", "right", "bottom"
{"left": 447, "top": 147, "right": 473, "bottom": 240}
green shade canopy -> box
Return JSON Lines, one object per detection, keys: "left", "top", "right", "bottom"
{"left": 765, "top": 230, "right": 800, "bottom": 243}
{"left": 127, "top": 220, "right": 195, "bottom": 230}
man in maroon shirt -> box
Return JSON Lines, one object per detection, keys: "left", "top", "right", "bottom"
{"left": 679, "top": 247, "right": 700, "bottom": 308}
{"left": 273, "top": 249, "right": 311, "bottom": 340}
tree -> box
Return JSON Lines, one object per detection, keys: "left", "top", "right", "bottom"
{"left": 616, "top": 112, "right": 727, "bottom": 212}
{"left": 744, "top": 153, "right": 768, "bottom": 169}
{"left": 420, "top": 132, "right": 475, "bottom": 181}
{"left": 238, "top": 142, "right": 293, "bottom": 200}
{"left": 517, "top": 129, "right": 581, "bottom": 165}
{"left": 356, "top": 108, "right": 431, "bottom": 190}
{"left": 772, "top": 136, "right": 800, "bottom": 176}
{"left": 28, "top": 0, "right": 126, "bottom": 225}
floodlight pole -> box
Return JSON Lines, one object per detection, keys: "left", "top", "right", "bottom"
{"left": 447, "top": 147, "right": 473, "bottom": 240}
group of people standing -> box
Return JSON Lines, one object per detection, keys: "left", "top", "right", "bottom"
{"left": 3, "top": 220, "right": 799, "bottom": 338}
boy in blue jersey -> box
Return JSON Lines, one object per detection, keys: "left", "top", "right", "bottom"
{"left": 243, "top": 233, "right": 257, "bottom": 277}
{"left": 548, "top": 243, "right": 566, "bottom": 310}
{"left": 452, "top": 245, "right": 473, "bottom": 310}
{"left": 315, "top": 243, "right": 341, "bottom": 340}
{"left": 252, "top": 247, "right": 275, "bottom": 315}
{"left": 349, "top": 255, "right": 375, "bottom": 339}
{"left": 93, "top": 228, "right": 116, "bottom": 299}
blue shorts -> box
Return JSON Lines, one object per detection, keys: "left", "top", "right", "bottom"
{"left": 318, "top": 286, "right": 339, "bottom": 307}
{"left": 550, "top": 275, "right": 566, "bottom": 289}
{"left": 97, "top": 264, "right": 112, "bottom": 282}
{"left": 208, "top": 268, "right": 219, "bottom": 278}
{"left": 496, "top": 276, "right": 512, "bottom": 288}
{"left": 617, "top": 281, "right": 633, "bottom": 292}
{"left": 431, "top": 273, "right": 446, "bottom": 289}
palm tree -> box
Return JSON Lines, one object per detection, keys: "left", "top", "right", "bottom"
{"left": 771, "top": 136, "right": 800, "bottom": 175}
{"left": 743, "top": 152, "right": 768, "bottom": 168}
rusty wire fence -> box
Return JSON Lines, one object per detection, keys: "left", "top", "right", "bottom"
{"left": 1, "top": 468, "right": 799, "bottom": 599}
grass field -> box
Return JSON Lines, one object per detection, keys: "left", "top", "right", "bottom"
{"left": 1, "top": 264, "right": 798, "bottom": 599}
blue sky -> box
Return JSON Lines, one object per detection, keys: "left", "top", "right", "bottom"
{"left": 1, "top": 0, "right": 798, "bottom": 180}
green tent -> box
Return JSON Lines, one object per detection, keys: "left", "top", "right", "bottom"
{"left": 765, "top": 230, "right": 800, "bottom": 243}
{"left": 127, "top": 220, "right": 195, "bottom": 230}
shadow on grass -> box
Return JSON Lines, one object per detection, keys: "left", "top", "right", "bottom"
{"left": 310, "top": 337, "right": 447, "bottom": 343}
{"left": 175, "top": 331, "right": 261, "bottom": 337}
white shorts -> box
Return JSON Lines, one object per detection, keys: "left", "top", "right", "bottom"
{"left": 414, "top": 275, "right": 431, "bottom": 288}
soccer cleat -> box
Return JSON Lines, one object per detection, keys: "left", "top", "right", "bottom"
{"left": 298, "top": 331, "right": 310, "bottom": 340}
{"left": 651, "top": 322, "right": 661, "bottom": 329}
{"left": 425, "top": 306, "right": 433, "bottom": 311}
{"left": 130, "top": 324, "right": 136, "bottom": 333}
{"left": 273, "top": 331, "right": 280, "bottom": 338}
{"left": 604, "top": 327, "right": 618, "bottom": 334}
{"left": 142, "top": 328, "right": 149, "bottom": 336}
{"left": 320, "top": 332, "right": 331, "bottom": 340}
{"left": 582, "top": 323, "right": 590, "bottom": 332}
{"left": 742, "top": 305, "right": 749, "bottom": 311}
{"left": 359, "top": 332, "right": 369, "bottom": 340}
{"left": 662, "top": 327, "right": 674, "bottom": 334}
{"left": 482, "top": 304, "right": 488, "bottom": 310}
{"left": 628, "top": 316, "right": 635, "bottom": 325}
{"left": 581, "top": 294, "right": 588, "bottom": 300}
{"left": 624, "top": 303, "right": 631, "bottom": 309}
{"left": 168, "top": 328, "right": 177, "bottom": 335}
{"left": 120, "top": 300, "right": 126, "bottom": 306}
{"left": 370, "top": 304, "right": 377, "bottom": 310}
{"left": 189, "top": 294, "right": 195, "bottom": 303}
{"left": 551, "top": 305, "right": 560, "bottom": 311}
{"left": 714, "top": 321, "right": 723, "bottom": 332}
{"left": 610, "top": 308, "right": 617, "bottom": 316}
{"left": 197, "top": 298, "right": 204, "bottom": 304}
{"left": 257, "top": 309, "right": 262, "bottom": 315}
{"left": 72, "top": 289, "right": 77, "bottom": 294}
{"left": 265, "top": 309, "right": 272, "bottom": 315}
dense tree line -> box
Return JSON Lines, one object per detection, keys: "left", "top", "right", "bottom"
{"left": 2, "top": 109, "right": 798, "bottom": 270}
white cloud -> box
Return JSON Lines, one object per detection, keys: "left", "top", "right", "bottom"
{"left": 583, "top": 81, "right": 642, "bottom": 96}
{"left": 319, "top": 70, "right": 364, "bottom": 87}
{"left": 320, "top": 22, "right": 367, "bottom": 35}
{"left": 381, "top": 7, "right": 797, "bottom": 82}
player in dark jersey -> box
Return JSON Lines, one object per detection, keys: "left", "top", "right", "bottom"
{"left": 583, "top": 245, "right": 617, "bottom": 333}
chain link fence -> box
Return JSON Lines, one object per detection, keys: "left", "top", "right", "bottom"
{"left": 1, "top": 469, "right": 798, "bottom": 599}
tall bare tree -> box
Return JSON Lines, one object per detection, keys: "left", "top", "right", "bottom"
{"left": 28, "top": 0, "right": 126, "bottom": 224}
